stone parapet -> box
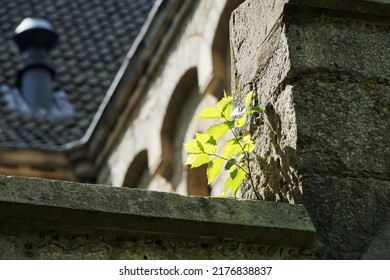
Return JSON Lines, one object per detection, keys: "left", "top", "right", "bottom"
{"left": 0, "top": 175, "right": 315, "bottom": 259}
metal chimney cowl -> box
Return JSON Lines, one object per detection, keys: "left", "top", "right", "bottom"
{"left": 9, "top": 17, "right": 74, "bottom": 119}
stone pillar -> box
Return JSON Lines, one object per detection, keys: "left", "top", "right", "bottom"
{"left": 231, "top": 0, "right": 390, "bottom": 259}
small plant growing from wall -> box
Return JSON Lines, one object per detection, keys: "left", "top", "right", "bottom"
{"left": 184, "top": 91, "right": 262, "bottom": 199}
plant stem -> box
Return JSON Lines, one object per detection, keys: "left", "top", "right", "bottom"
{"left": 208, "top": 153, "right": 248, "bottom": 174}
{"left": 245, "top": 155, "right": 261, "bottom": 200}
{"left": 223, "top": 116, "right": 261, "bottom": 200}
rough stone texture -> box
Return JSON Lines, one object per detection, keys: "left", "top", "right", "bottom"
{"left": 231, "top": 0, "right": 390, "bottom": 259}
{"left": 0, "top": 175, "right": 315, "bottom": 259}
{"left": 0, "top": 226, "right": 313, "bottom": 260}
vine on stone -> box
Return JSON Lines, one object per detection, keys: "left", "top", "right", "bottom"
{"left": 184, "top": 91, "right": 262, "bottom": 199}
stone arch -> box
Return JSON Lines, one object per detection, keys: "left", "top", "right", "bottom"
{"left": 181, "top": 94, "right": 222, "bottom": 196}
{"left": 122, "top": 150, "right": 150, "bottom": 189}
{"left": 160, "top": 68, "right": 202, "bottom": 186}
{"left": 211, "top": 0, "right": 245, "bottom": 95}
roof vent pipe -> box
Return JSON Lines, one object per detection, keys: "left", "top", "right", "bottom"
{"left": 13, "top": 18, "right": 59, "bottom": 116}
{"left": 14, "top": 18, "right": 58, "bottom": 114}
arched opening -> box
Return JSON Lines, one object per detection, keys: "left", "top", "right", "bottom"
{"left": 160, "top": 67, "right": 198, "bottom": 178}
{"left": 122, "top": 150, "right": 150, "bottom": 189}
{"left": 160, "top": 68, "right": 209, "bottom": 195}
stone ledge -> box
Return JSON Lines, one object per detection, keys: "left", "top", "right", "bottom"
{"left": 287, "top": 0, "right": 390, "bottom": 18}
{"left": 0, "top": 176, "right": 315, "bottom": 247}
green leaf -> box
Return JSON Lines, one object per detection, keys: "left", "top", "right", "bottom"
{"left": 243, "top": 141, "right": 255, "bottom": 153}
{"left": 217, "top": 95, "right": 232, "bottom": 113}
{"left": 225, "top": 158, "right": 237, "bottom": 170}
{"left": 185, "top": 153, "right": 210, "bottom": 168}
{"left": 230, "top": 168, "right": 246, "bottom": 195}
{"left": 230, "top": 166, "right": 238, "bottom": 179}
{"left": 234, "top": 115, "right": 246, "bottom": 128}
{"left": 239, "top": 161, "right": 248, "bottom": 174}
{"left": 242, "top": 131, "right": 255, "bottom": 153}
{"left": 223, "top": 89, "right": 228, "bottom": 98}
{"left": 205, "top": 139, "right": 217, "bottom": 154}
{"left": 195, "top": 132, "right": 211, "bottom": 144}
{"left": 245, "top": 91, "right": 253, "bottom": 109}
{"left": 222, "top": 103, "right": 232, "bottom": 120}
{"left": 207, "top": 157, "right": 223, "bottom": 184}
{"left": 196, "top": 107, "right": 222, "bottom": 120}
{"left": 242, "top": 130, "right": 251, "bottom": 142}
{"left": 223, "top": 177, "right": 233, "bottom": 194}
{"left": 206, "top": 123, "right": 230, "bottom": 139}
{"left": 245, "top": 106, "right": 262, "bottom": 115}
{"left": 222, "top": 139, "right": 242, "bottom": 158}
{"left": 183, "top": 138, "right": 202, "bottom": 154}
{"left": 203, "top": 143, "right": 217, "bottom": 154}
{"left": 223, "top": 165, "right": 246, "bottom": 196}
{"left": 217, "top": 96, "right": 230, "bottom": 111}
{"left": 226, "top": 120, "right": 235, "bottom": 129}
{"left": 194, "top": 133, "right": 217, "bottom": 154}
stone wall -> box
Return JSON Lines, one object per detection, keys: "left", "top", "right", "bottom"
{"left": 230, "top": 0, "right": 390, "bottom": 259}
{"left": 0, "top": 175, "right": 315, "bottom": 259}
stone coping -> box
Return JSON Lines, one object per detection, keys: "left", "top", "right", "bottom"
{"left": 288, "top": 0, "right": 390, "bottom": 18}
{"left": 0, "top": 176, "right": 315, "bottom": 247}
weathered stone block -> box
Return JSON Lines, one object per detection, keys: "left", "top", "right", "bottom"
{"left": 0, "top": 175, "right": 315, "bottom": 259}
{"left": 231, "top": 0, "right": 390, "bottom": 258}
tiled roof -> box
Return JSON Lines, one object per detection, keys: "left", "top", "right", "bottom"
{"left": 0, "top": 0, "right": 157, "bottom": 150}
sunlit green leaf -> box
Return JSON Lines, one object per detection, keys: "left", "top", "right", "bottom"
{"left": 243, "top": 141, "right": 255, "bottom": 153}
{"left": 223, "top": 103, "right": 232, "bottom": 120}
{"left": 196, "top": 107, "right": 222, "bottom": 120}
{"left": 223, "top": 165, "right": 246, "bottom": 196}
{"left": 217, "top": 95, "right": 232, "bottom": 113}
{"left": 242, "top": 131, "right": 255, "bottom": 152}
{"left": 234, "top": 116, "right": 246, "bottom": 128}
{"left": 194, "top": 133, "right": 217, "bottom": 154}
{"left": 242, "top": 130, "right": 251, "bottom": 142}
{"left": 231, "top": 168, "right": 246, "bottom": 195}
{"left": 239, "top": 161, "right": 248, "bottom": 174}
{"left": 185, "top": 153, "right": 210, "bottom": 168}
{"left": 205, "top": 140, "right": 218, "bottom": 155}
{"left": 183, "top": 138, "right": 202, "bottom": 154}
{"left": 224, "top": 177, "right": 233, "bottom": 194}
{"left": 245, "top": 91, "right": 253, "bottom": 109}
{"left": 223, "top": 89, "right": 228, "bottom": 98}
{"left": 207, "top": 157, "right": 223, "bottom": 184}
{"left": 207, "top": 123, "right": 230, "bottom": 139}
{"left": 245, "top": 106, "right": 262, "bottom": 115}
{"left": 222, "top": 139, "right": 242, "bottom": 158}
{"left": 195, "top": 132, "right": 211, "bottom": 144}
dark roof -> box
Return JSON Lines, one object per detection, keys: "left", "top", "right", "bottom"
{"left": 0, "top": 0, "right": 158, "bottom": 151}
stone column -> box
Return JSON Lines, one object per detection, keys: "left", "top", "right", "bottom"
{"left": 231, "top": 0, "right": 390, "bottom": 259}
